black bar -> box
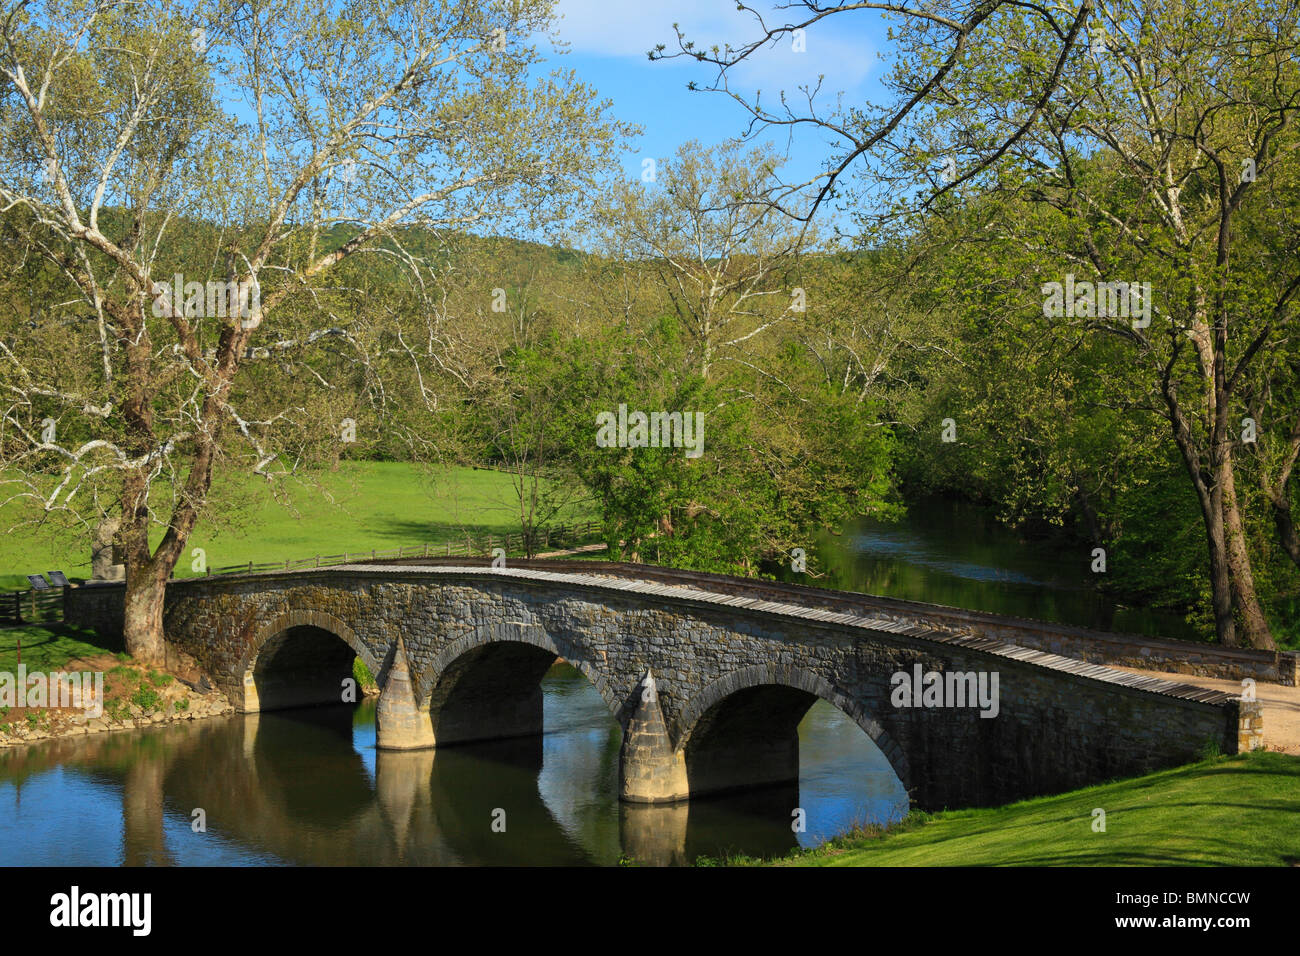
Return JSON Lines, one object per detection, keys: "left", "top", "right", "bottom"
{"left": 4, "top": 865, "right": 1286, "bottom": 944}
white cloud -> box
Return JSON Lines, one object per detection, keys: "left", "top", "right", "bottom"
{"left": 550, "top": 0, "right": 877, "bottom": 96}
{"left": 551, "top": 0, "right": 741, "bottom": 59}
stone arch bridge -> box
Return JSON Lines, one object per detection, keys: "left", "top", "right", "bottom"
{"left": 65, "top": 561, "right": 1259, "bottom": 811}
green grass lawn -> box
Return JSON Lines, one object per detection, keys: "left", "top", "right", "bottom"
{"left": 0, "top": 623, "right": 122, "bottom": 674}
{"left": 0, "top": 462, "right": 591, "bottom": 717}
{"left": 768, "top": 751, "right": 1300, "bottom": 866}
{"left": 0, "top": 462, "right": 594, "bottom": 589}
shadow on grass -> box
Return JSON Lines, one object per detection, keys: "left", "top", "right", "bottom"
{"left": 0, "top": 623, "right": 123, "bottom": 671}
{"left": 368, "top": 517, "right": 523, "bottom": 542}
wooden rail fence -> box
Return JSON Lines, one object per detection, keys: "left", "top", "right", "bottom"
{"left": 0, "top": 519, "right": 603, "bottom": 628}
{"left": 0, "top": 586, "right": 65, "bottom": 627}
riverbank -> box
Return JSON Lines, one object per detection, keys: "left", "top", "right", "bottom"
{"left": 742, "top": 750, "right": 1300, "bottom": 867}
{"left": 0, "top": 630, "right": 236, "bottom": 747}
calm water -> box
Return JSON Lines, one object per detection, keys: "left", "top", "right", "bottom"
{"left": 2, "top": 498, "right": 1177, "bottom": 866}
{"left": 798, "top": 498, "right": 1198, "bottom": 642}
{"left": 0, "top": 664, "right": 906, "bottom": 866}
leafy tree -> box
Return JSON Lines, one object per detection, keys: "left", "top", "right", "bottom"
{"left": 0, "top": 0, "right": 631, "bottom": 662}
{"left": 860, "top": 0, "right": 1300, "bottom": 649}
{"left": 600, "top": 139, "right": 810, "bottom": 380}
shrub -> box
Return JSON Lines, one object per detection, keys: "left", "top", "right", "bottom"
{"left": 131, "top": 683, "right": 161, "bottom": 713}
{"left": 353, "top": 656, "right": 377, "bottom": 691}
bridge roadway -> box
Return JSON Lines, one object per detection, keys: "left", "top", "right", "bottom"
{"left": 65, "top": 560, "right": 1263, "bottom": 811}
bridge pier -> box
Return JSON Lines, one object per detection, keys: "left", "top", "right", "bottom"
{"left": 376, "top": 637, "right": 436, "bottom": 750}
{"left": 619, "top": 671, "right": 689, "bottom": 803}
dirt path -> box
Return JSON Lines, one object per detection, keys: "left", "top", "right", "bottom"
{"left": 1111, "top": 664, "right": 1300, "bottom": 755}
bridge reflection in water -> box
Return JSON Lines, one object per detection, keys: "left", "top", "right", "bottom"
{"left": 0, "top": 664, "right": 907, "bottom": 866}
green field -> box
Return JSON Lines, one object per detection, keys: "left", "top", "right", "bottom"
{"left": 0, "top": 462, "right": 594, "bottom": 590}
{"left": 0, "top": 623, "right": 120, "bottom": 674}
{"left": 763, "top": 751, "right": 1300, "bottom": 867}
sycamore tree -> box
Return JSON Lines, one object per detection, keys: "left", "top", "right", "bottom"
{"left": 652, "top": 0, "right": 1095, "bottom": 220}
{"left": 1247, "top": 331, "right": 1300, "bottom": 569}
{"left": 866, "top": 0, "right": 1300, "bottom": 649}
{"left": 0, "top": 0, "right": 630, "bottom": 662}
{"left": 574, "top": 144, "right": 899, "bottom": 573}
{"left": 670, "top": 0, "right": 1299, "bottom": 648}
{"left": 600, "top": 139, "right": 810, "bottom": 380}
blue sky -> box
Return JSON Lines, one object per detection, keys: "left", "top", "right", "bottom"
{"left": 540, "top": 1, "right": 893, "bottom": 195}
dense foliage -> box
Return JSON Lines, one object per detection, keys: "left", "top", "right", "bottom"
{"left": 2, "top": 0, "right": 1296, "bottom": 652}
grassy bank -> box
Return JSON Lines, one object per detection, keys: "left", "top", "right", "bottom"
{"left": 0, "top": 623, "right": 232, "bottom": 745}
{"left": 0, "top": 623, "right": 117, "bottom": 674}
{"left": 751, "top": 751, "right": 1300, "bottom": 867}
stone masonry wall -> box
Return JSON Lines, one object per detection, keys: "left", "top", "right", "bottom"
{"left": 63, "top": 566, "right": 1251, "bottom": 811}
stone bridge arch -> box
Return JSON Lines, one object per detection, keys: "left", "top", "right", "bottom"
{"left": 671, "top": 663, "right": 912, "bottom": 799}
{"left": 412, "top": 621, "right": 626, "bottom": 747}
{"left": 239, "top": 610, "right": 379, "bottom": 713}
